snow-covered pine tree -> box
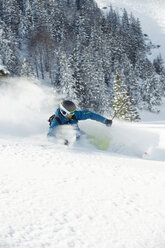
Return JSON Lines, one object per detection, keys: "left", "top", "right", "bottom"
{"left": 106, "top": 6, "right": 120, "bottom": 33}
{"left": 121, "top": 9, "right": 132, "bottom": 59}
{"left": 69, "top": 8, "right": 92, "bottom": 110}
{"left": 153, "top": 54, "right": 165, "bottom": 96}
{"left": 20, "top": 58, "right": 35, "bottom": 78}
{"left": 81, "top": 22, "right": 111, "bottom": 114}
{"left": 96, "top": 18, "right": 116, "bottom": 108}
{"left": 59, "top": 52, "right": 77, "bottom": 101}
{"left": 121, "top": 53, "right": 141, "bottom": 106}
{"left": 50, "top": 0, "right": 68, "bottom": 43}
{"left": 70, "top": 44, "right": 87, "bottom": 109}
{"left": 0, "top": 22, "right": 19, "bottom": 75}
{"left": 81, "top": 46, "right": 109, "bottom": 114}
{"left": 113, "top": 74, "right": 140, "bottom": 121}
{"left": 153, "top": 54, "right": 165, "bottom": 75}
{"left": 1, "top": 0, "right": 21, "bottom": 37}
{"left": 136, "top": 58, "right": 162, "bottom": 112}
{"left": 129, "top": 14, "right": 146, "bottom": 65}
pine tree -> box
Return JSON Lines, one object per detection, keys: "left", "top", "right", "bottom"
{"left": 19, "top": 58, "right": 35, "bottom": 78}
{"left": 2, "top": 0, "right": 21, "bottom": 37}
{"left": 50, "top": 0, "right": 68, "bottom": 43}
{"left": 74, "top": 5, "right": 92, "bottom": 48}
{"left": 106, "top": 6, "right": 120, "bottom": 33}
{"left": 153, "top": 54, "right": 165, "bottom": 75}
{"left": 121, "top": 53, "right": 141, "bottom": 105}
{"left": 113, "top": 74, "right": 140, "bottom": 121}
{"left": 129, "top": 15, "right": 146, "bottom": 65}
{"left": 80, "top": 23, "right": 111, "bottom": 114}
{"left": 59, "top": 53, "right": 77, "bottom": 101}
{"left": 0, "top": 22, "right": 19, "bottom": 74}
{"left": 70, "top": 44, "right": 87, "bottom": 109}
{"left": 81, "top": 47, "right": 108, "bottom": 113}
{"left": 136, "top": 58, "right": 162, "bottom": 112}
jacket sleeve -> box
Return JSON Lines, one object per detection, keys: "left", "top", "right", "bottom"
{"left": 47, "top": 118, "right": 60, "bottom": 137}
{"left": 76, "top": 110, "right": 107, "bottom": 124}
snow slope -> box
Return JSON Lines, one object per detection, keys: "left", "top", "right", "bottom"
{"left": 95, "top": 0, "right": 165, "bottom": 60}
{"left": 0, "top": 78, "right": 165, "bottom": 248}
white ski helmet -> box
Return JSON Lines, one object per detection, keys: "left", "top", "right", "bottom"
{"left": 60, "top": 100, "right": 76, "bottom": 116}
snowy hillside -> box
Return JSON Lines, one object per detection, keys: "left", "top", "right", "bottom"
{"left": 96, "top": 0, "right": 165, "bottom": 59}
{"left": 0, "top": 78, "right": 165, "bottom": 248}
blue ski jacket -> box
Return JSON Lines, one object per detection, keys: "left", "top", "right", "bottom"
{"left": 47, "top": 108, "right": 107, "bottom": 137}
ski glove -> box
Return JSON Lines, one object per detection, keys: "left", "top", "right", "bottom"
{"left": 105, "top": 119, "right": 112, "bottom": 127}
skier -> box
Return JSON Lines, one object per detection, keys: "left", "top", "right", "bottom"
{"left": 47, "top": 100, "right": 112, "bottom": 141}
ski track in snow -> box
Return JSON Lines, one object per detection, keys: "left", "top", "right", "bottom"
{"left": 0, "top": 78, "right": 165, "bottom": 248}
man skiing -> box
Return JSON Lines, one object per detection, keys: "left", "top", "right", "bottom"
{"left": 47, "top": 100, "right": 112, "bottom": 140}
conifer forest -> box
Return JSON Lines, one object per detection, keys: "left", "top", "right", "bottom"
{"left": 0, "top": 0, "right": 165, "bottom": 120}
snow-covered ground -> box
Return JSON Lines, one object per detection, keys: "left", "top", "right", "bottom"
{"left": 95, "top": 0, "right": 165, "bottom": 60}
{"left": 0, "top": 78, "right": 165, "bottom": 248}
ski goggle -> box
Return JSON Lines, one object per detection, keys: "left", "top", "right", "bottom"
{"left": 60, "top": 104, "right": 75, "bottom": 116}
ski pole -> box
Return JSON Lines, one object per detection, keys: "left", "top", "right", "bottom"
{"left": 112, "top": 100, "right": 127, "bottom": 120}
